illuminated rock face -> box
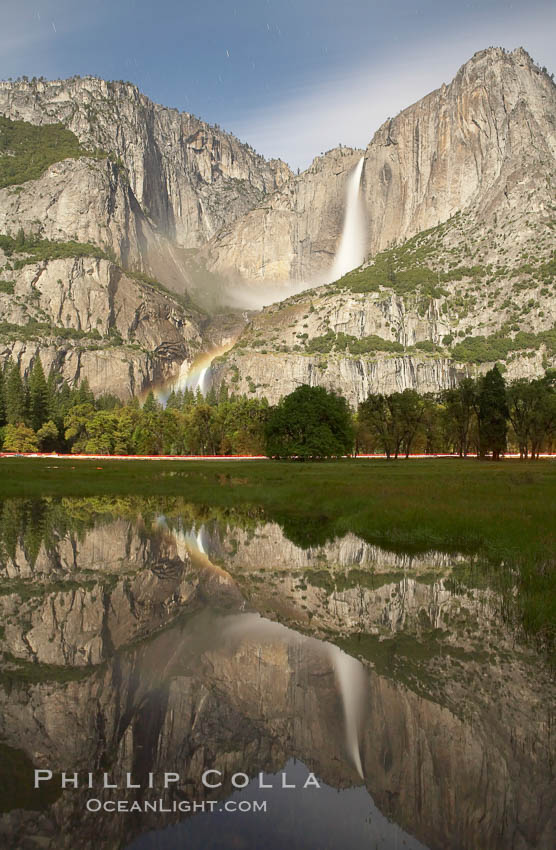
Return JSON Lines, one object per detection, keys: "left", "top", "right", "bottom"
{"left": 2, "top": 47, "right": 555, "bottom": 400}
{"left": 0, "top": 77, "right": 291, "bottom": 396}
{"left": 205, "top": 47, "right": 556, "bottom": 398}
{"left": 210, "top": 349, "right": 467, "bottom": 406}
{"left": 204, "top": 146, "right": 365, "bottom": 283}
{"left": 360, "top": 47, "right": 556, "bottom": 256}
{"left": 205, "top": 48, "right": 556, "bottom": 282}
{"left": 0, "top": 76, "right": 292, "bottom": 251}
{"left": 0, "top": 508, "right": 554, "bottom": 850}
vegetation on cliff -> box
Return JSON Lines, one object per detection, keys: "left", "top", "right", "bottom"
{"left": 0, "top": 232, "right": 108, "bottom": 266}
{"left": 0, "top": 115, "right": 107, "bottom": 189}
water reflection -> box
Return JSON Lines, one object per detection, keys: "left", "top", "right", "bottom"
{"left": 127, "top": 759, "right": 428, "bottom": 850}
{"left": 0, "top": 498, "right": 554, "bottom": 850}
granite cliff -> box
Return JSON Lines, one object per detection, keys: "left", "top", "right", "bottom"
{"left": 0, "top": 76, "right": 290, "bottom": 395}
{"left": 0, "top": 76, "right": 291, "bottom": 251}
{"left": 209, "top": 48, "right": 556, "bottom": 401}
{"left": 206, "top": 47, "right": 556, "bottom": 282}
{"left": 0, "top": 47, "right": 554, "bottom": 400}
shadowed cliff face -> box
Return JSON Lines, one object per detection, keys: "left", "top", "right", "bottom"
{"left": 0, "top": 500, "right": 554, "bottom": 850}
{"left": 0, "top": 77, "right": 292, "bottom": 251}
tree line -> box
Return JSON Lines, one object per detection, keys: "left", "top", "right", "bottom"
{"left": 0, "top": 358, "right": 554, "bottom": 459}
{"left": 0, "top": 358, "right": 269, "bottom": 456}
{"left": 357, "top": 366, "right": 556, "bottom": 459}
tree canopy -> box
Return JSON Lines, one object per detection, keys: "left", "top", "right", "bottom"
{"left": 0, "top": 361, "right": 554, "bottom": 459}
{"left": 264, "top": 385, "right": 354, "bottom": 459}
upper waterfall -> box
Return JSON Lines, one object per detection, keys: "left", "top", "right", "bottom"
{"left": 329, "top": 156, "right": 366, "bottom": 282}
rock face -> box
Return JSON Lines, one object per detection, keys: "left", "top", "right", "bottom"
{"left": 199, "top": 47, "right": 556, "bottom": 399}
{"left": 204, "top": 146, "right": 364, "bottom": 282}
{"left": 361, "top": 46, "right": 556, "bottom": 255}
{"left": 205, "top": 47, "right": 556, "bottom": 282}
{"left": 1, "top": 48, "right": 555, "bottom": 400}
{"left": 0, "top": 156, "right": 202, "bottom": 296}
{"left": 0, "top": 76, "right": 292, "bottom": 251}
{"left": 0, "top": 255, "right": 204, "bottom": 398}
{"left": 0, "top": 76, "right": 291, "bottom": 393}
{"left": 211, "top": 349, "right": 468, "bottom": 406}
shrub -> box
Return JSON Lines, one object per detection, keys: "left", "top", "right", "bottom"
{"left": 0, "top": 115, "right": 108, "bottom": 189}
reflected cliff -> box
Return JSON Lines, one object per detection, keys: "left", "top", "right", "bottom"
{"left": 0, "top": 498, "right": 554, "bottom": 850}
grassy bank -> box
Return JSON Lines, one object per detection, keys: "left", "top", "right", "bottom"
{"left": 1, "top": 457, "right": 555, "bottom": 651}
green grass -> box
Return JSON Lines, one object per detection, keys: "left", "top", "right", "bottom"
{"left": 0, "top": 115, "right": 107, "bottom": 189}
{"left": 0, "top": 234, "right": 108, "bottom": 267}
{"left": 0, "top": 457, "right": 554, "bottom": 653}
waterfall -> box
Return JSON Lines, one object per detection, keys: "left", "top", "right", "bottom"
{"left": 327, "top": 643, "right": 367, "bottom": 779}
{"left": 153, "top": 157, "right": 365, "bottom": 405}
{"left": 155, "top": 341, "right": 235, "bottom": 403}
{"left": 329, "top": 156, "right": 366, "bottom": 282}
{"left": 175, "top": 359, "right": 210, "bottom": 396}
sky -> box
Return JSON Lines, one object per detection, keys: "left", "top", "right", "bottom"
{"left": 0, "top": 1, "right": 554, "bottom": 170}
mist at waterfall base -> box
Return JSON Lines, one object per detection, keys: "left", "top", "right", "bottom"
{"left": 158, "top": 157, "right": 367, "bottom": 401}
{"left": 212, "top": 155, "right": 367, "bottom": 312}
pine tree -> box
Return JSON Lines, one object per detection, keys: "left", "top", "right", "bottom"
{"left": 478, "top": 365, "right": 509, "bottom": 460}
{"left": 166, "top": 390, "right": 179, "bottom": 410}
{"left": 4, "top": 361, "right": 27, "bottom": 425}
{"left": 142, "top": 390, "right": 159, "bottom": 413}
{"left": 218, "top": 383, "right": 229, "bottom": 405}
{"left": 28, "top": 356, "right": 49, "bottom": 431}
{"left": 73, "top": 378, "right": 94, "bottom": 406}
{"left": 52, "top": 379, "right": 71, "bottom": 429}
{"left": 182, "top": 388, "right": 195, "bottom": 410}
{"left": 206, "top": 386, "right": 218, "bottom": 407}
{"left": 0, "top": 367, "right": 5, "bottom": 427}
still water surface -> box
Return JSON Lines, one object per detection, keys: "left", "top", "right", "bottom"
{"left": 0, "top": 498, "right": 553, "bottom": 849}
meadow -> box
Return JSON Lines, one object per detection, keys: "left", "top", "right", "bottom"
{"left": 1, "top": 456, "right": 555, "bottom": 653}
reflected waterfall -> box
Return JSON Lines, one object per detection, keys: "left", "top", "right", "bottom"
{"left": 327, "top": 643, "right": 367, "bottom": 779}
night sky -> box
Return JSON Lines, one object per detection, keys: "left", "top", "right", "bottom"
{"left": 1, "top": 1, "right": 554, "bottom": 168}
